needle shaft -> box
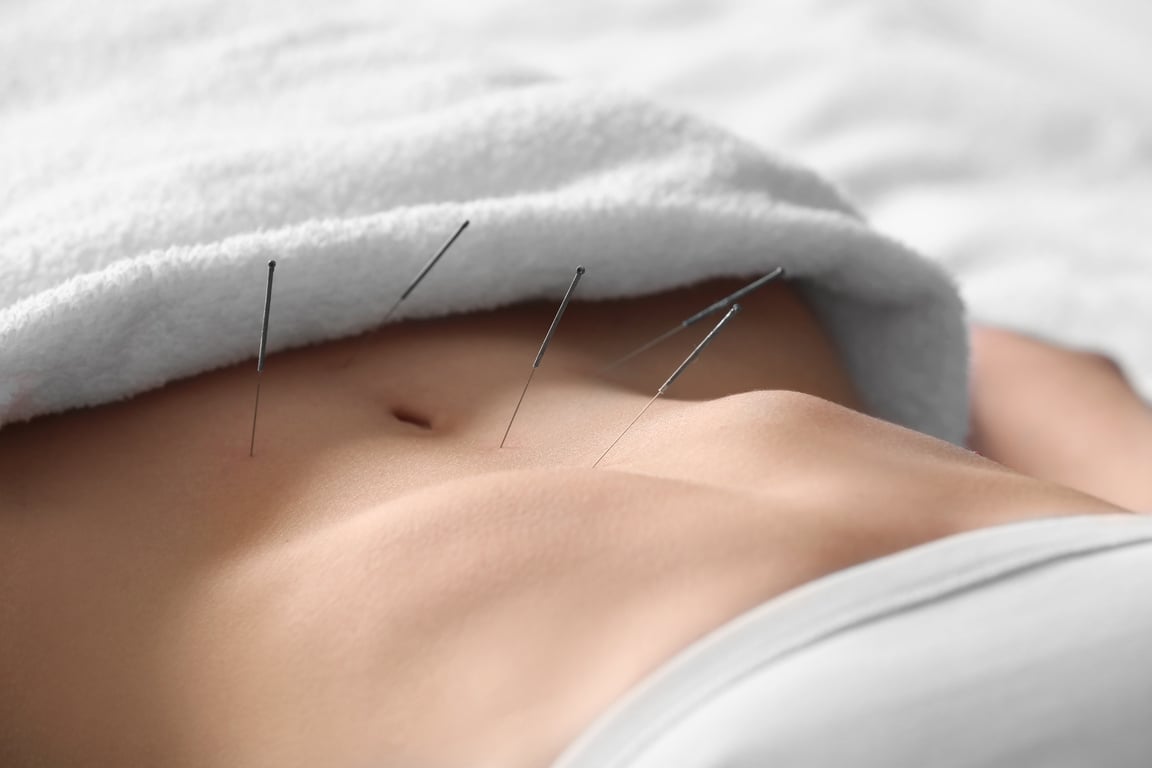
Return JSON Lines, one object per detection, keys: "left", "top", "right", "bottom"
{"left": 499, "top": 266, "right": 586, "bottom": 448}
{"left": 591, "top": 393, "right": 659, "bottom": 468}
{"left": 593, "top": 304, "right": 741, "bottom": 467}
{"left": 249, "top": 259, "right": 277, "bottom": 457}
{"left": 382, "top": 219, "right": 470, "bottom": 323}
{"left": 499, "top": 367, "right": 536, "bottom": 449}
{"left": 603, "top": 267, "right": 783, "bottom": 371}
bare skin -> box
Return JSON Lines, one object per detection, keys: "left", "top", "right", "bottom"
{"left": 970, "top": 325, "right": 1152, "bottom": 511}
{"left": 0, "top": 280, "right": 1128, "bottom": 768}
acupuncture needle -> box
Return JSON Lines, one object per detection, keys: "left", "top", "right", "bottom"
{"left": 593, "top": 303, "right": 741, "bottom": 468}
{"left": 249, "top": 259, "right": 277, "bottom": 458}
{"left": 499, "top": 266, "right": 586, "bottom": 448}
{"left": 382, "top": 219, "right": 470, "bottom": 324}
{"left": 603, "top": 266, "right": 783, "bottom": 371}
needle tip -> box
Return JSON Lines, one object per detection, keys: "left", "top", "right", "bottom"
{"left": 575, "top": 265, "right": 586, "bottom": 275}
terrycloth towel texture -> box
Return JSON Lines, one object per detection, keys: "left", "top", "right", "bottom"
{"left": 0, "top": 0, "right": 968, "bottom": 442}
{"left": 421, "top": 0, "right": 1152, "bottom": 405}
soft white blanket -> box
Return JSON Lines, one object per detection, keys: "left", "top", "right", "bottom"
{"left": 0, "top": 0, "right": 967, "bottom": 442}
{"left": 419, "top": 0, "right": 1152, "bottom": 404}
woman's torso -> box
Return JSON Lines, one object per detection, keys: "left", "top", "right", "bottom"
{"left": 0, "top": 280, "right": 1124, "bottom": 767}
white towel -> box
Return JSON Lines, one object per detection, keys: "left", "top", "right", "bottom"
{"left": 0, "top": 0, "right": 968, "bottom": 443}
{"left": 425, "top": 0, "right": 1152, "bottom": 404}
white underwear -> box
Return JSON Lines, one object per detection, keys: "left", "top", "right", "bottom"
{"left": 555, "top": 513, "right": 1152, "bottom": 768}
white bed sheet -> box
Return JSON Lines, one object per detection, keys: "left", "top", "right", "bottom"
{"left": 410, "top": 0, "right": 1152, "bottom": 403}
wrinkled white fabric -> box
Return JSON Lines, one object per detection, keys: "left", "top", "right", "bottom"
{"left": 409, "top": 0, "right": 1152, "bottom": 404}
{"left": 0, "top": 0, "right": 968, "bottom": 441}
{"left": 555, "top": 514, "right": 1152, "bottom": 768}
